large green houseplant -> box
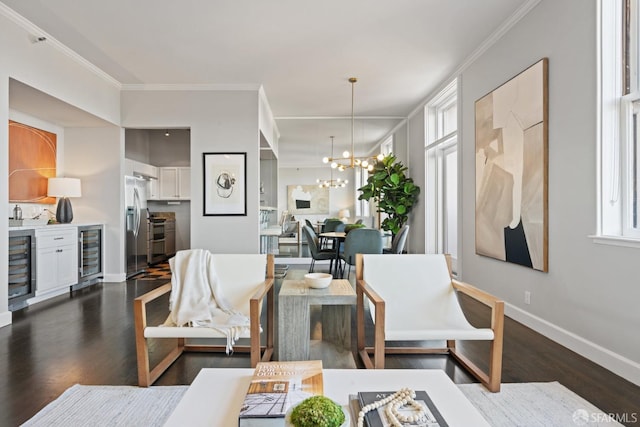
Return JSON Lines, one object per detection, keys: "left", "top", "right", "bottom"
{"left": 357, "top": 154, "right": 420, "bottom": 235}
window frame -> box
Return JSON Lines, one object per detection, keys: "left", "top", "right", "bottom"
{"left": 595, "top": 0, "right": 640, "bottom": 246}
{"left": 425, "top": 79, "right": 459, "bottom": 271}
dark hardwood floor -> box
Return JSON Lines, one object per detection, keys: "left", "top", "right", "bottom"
{"left": 1, "top": 265, "right": 639, "bottom": 426}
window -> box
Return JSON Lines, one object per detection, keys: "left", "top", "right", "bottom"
{"left": 380, "top": 135, "right": 393, "bottom": 156}
{"left": 597, "top": 0, "right": 640, "bottom": 244}
{"left": 354, "top": 166, "right": 370, "bottom": 218}
{"left": 425, "top": 80, "right": 458, "bottom": 269}
{"left": 356, "top": 136, "right": 391, "bottom": 219}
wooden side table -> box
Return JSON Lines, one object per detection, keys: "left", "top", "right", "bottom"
{"left": 278, "top": 279, "right": 356, "bottom": 363}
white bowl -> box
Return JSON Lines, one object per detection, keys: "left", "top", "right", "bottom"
{"left": 304, "top": 273, "right": 333, "bottom": 289}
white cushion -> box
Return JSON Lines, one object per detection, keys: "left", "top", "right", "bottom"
{"left": 144, "top": 326, "right": 252, "bottom": 339}
{"left": 362, "top": 254, "right": 494, "bottom": 341}
{"left": 145, "top": 254, "right": 267, "bottom": 337}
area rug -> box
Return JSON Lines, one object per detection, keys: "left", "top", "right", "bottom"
{"left": 22, "top": 382, "right": 621, "bottom": 426}
{"left": 21, "top": 385, "right": 188, "bottom": 427}
{"left": 458, "top": 382, "right": 623, "bottom": 426}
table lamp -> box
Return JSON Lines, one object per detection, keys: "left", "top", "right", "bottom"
{"left": 338, "top": 209, "right": 351, "bottom": 223}
{"left": 47, "top": 177, "right": 82, "bottom": 223}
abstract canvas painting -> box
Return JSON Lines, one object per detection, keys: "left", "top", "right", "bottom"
{"left": 475, "top": 58, "right": 548, "bottom": 271}
{"left": 287, "top": 185, "right": 329, "bottom": 215}
{"left": 9, "top": 120, "right": 57, "bottom": 204}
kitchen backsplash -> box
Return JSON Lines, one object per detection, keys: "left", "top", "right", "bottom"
{"left": 8, "top": 202, "right": 55, "bottom": 220}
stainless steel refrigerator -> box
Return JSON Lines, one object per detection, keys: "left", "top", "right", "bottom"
{"left": 125, "top": 176, "right": 149, "bottom": 278}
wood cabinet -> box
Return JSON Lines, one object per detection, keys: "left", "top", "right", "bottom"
{"left": 35, "top": 227, "right": 78, "bottom": 297}
{"left": 159, "top": 167, "right": 190, "bottom": 200}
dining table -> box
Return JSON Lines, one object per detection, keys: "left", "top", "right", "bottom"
{"left": 319, "top": 231, "right": 346, "bottom": 277}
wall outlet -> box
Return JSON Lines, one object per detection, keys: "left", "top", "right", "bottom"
{"left": 524, "top": 291, "right": 531, "bottom": 305}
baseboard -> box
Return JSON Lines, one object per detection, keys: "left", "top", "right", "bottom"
{"left": 0, "top": 310, "right": 12, "bottom": 328}
{"left": 103, "top": 273, "right": 126, "bottom": 283}
{"left": 505, "top": 303, "right": 640, "bottom": 387}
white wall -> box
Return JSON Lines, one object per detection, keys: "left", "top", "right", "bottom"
{"left": 0, "top": 9, "right": 121, "bottom": 326}
{"left": 260, "top": 158, "right": 278, "bottom": 208}
{"left": 121, "top": 89, "right": 261, "bottom": 254}
{"left": 64, "top": 127, "right": 124, "bottom": 280}
{"left": 386, "top": 0, "right": 640, "bottom": 385}
{"left": 258, "top": 88, "right": 278, "bottom": 155}
{"left": 0, "top": 10, "right": 121, "bottom": 125}
{"left": 0, "top": 74, "right": 7, "bottom": 323}
{"left": 406, "top": 113, "right": 426, "bottom": 254}
{"left": 459, "top": 0, "right": 640, "bottom": 383}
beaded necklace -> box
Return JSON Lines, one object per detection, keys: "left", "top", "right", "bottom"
{"left": 356, "top": 388, "right": 427, "bottom": 427}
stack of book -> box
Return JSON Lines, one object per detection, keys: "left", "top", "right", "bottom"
{"left": 238, "top": 360, "right": 324, "bottom": 426}
{"left": 351, "top": 391, "right": 448, "bottom": 427}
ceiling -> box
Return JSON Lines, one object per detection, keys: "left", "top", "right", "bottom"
{"left": 3, "top": 0, "right": 530, "bottom": 166}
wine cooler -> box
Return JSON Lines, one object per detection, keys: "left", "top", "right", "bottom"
{"left": 75, "top": 224, "right": 103, "bottom": 290}
{"left": 8, "top": 229, "right": 36, "bottom": 311}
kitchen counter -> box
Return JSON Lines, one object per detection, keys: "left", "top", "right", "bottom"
{"left": 9, "top": 222, "right": 103, "bottom": 231}
{"left": 149, "top": 211, "right": 176, "bottom": 220}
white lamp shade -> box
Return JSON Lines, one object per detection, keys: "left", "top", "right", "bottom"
{"left": 48, "top": 177, "right": 82, "bottom": 198}
{"left": 338, "top": 209, "right": 351, "bottom": 219}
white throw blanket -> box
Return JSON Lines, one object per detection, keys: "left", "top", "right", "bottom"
{"left": 162, "top": 249, "right": 250, "bottom": 354}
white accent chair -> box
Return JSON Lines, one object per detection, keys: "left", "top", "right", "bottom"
{"left": 355, "top": 253, "right": 504, "bottom": 392}
{"left": 134, "top": 254, "right": 275, "bottom": 387}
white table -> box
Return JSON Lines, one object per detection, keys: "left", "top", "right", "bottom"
{"left": 164, "top": 368, "right": 490, "bottom": 427}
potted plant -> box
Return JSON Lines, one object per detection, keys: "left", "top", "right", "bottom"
{"left": 357, "top": 154, "right": 420, "bottom": 235}
{"left": 344, "top": 223, "right": 366, "bottom": 234}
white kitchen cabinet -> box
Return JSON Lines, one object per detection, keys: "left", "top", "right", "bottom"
{"left": 35, "top": 227, "right": 78, "bottom": 297}
{"left": 159, "top": 167, "right": 190, "bottom": 200}
{"left": 178, "top": 167, "right": 191, "bottom": 199}
{"left": 148, "top": 178, "right": 159, "bottom": 200}
{"left": 125, "top": 158, "right": 158, "bottom": 179}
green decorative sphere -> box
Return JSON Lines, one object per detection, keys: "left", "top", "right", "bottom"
{"left": 290, "top": 396, "right": 345, "bottom": 427}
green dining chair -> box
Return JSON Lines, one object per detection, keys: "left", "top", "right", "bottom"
{"left": 302, "top": 225, "right": 335, "bottom": 273}
{"left": 339, "top": 228, "right": 383, "bottom": 279}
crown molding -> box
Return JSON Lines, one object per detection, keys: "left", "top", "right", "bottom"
{"left": 407, "top": 0, "right": 543, "bottom": 120}
{"left": 121, "top": 83, "right": 261, "bottom": 91}
{"left": 275, "top": 116, "right": 406, "bottom": 120}
{"left": 0, "top": 3, "right": 121, "bottom": 89}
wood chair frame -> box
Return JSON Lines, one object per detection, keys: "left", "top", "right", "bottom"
{"left": 355, "top": 253, "right": 504, "bottom": 392}
{"left": 134, "top": 254, "right": 275, "bottom": 387}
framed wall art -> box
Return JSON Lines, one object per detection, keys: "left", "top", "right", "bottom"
{"left": 203, "top": 152, "right": 247, "bottom": 216}
{"left": 475, "top": 58, "right": 548, "bottom": 272}
{"left": 287, "top": 185, "right": 329, "bottom": 215}
{"left": 9, "top": 120, "right": 57, "bottom": 203}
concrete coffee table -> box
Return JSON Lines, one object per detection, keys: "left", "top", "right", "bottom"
{"left": 278, "top": 278, "right": 356, "bottom": 366}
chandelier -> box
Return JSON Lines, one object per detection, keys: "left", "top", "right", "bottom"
{"left": 322, "top": 77, "right": 384, "bottom": 172}
{"left": 317, "top": 136, "right": 348, "bottom": 188}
